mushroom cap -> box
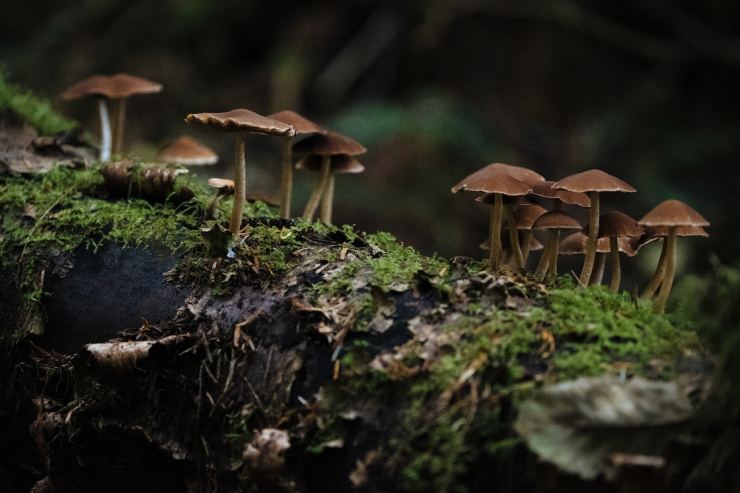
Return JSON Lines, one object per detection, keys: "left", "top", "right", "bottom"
{"left": 644, "top": 225, "right": 709, "bottom": 238}
{"left": 638, "top": 199, "right": 710, "bottom": 228}
{"left": 292, "top": 130, "right": 366, "bottom": 156}
{"left": 267, "top": 110, "right": 327, "bottom": 137}
{"left": 452, "top": 163, "right": 543, "bottom": 193}
{"left": 480, "top": 235, "right": 544, "bottom": 252}
{"left": 530, "top": 180, "right": 591, "bottom": 207}
{"left": 532, "top": 210, "right": 582, "bottom": 231}
{"left": 513, "top": 204, "right": 548, "bottom": 230}
{"left": 185, "top": 109, "right": 295, "bottom": 136}
{"left": 598, "top": 211, "right": 644, "bottom": 238}
{"left": 155, "top": 136, "right": 218, "bottom": 165}
{"left": 295, "top": 154, "right": 365, "bottom": 174}
{"left": 559, "top": 233, "right": 635, "bottom": 256}
{"left": 452, "top": 170, "right": 532, "bottom": 196}
{"left": 61, "top": 73, "right": 163, "bottom": 100}
{"left": 552, "top": 169, "right": 636, "bottom": 193}
{"left": 207, "top": 178, "right": 235, "bottom": 194}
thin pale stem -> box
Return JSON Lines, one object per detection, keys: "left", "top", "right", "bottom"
{"left": 534, "top": 233, "right": 553, "bottom": 280}
{"left": 229, "top": 132, "right": 246, "bottom": 236}
{"left": 589, "top": 253, "right": 606, "bottom": 285}
{"left": 504, "top": 205, "right": 524, "bottom": 270}
{"left": 608, "top": 236, "right": 621, "bottom": 292}
{"left": 640, "top": 239, "right": 667, "bottom": 299}
{"left": 653, "top": 228, "right": 677, "bottom": 313}
{"left": 320, "top": 174, "right": 335, "bottom": 224}
{"left": 279, "top": 136, "right": 293, "bottom": 218}
{"left": 205, "top": 191, "right": 222, "bottom": 220}
{"left": 579, "top": 192, "right": 599, "bottom": 286}
{"left": 112, "top": 98, "right": 127, "bottom": 155}
{"left": 488, "top": 194, "right": 504, "bottom": 273}
{"left": 521, "top": 231, "right": 533, "bottom": 265}
{"left": 302, "top": 156, "right": 331, "bottom": 221}
{"left": 547, "top": 230, "right": 561, "bottom": 281}
{"left": 97, "top": 98, "right": 112, "bottom": 161}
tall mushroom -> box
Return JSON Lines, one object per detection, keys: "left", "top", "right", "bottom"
{"left": 597, "top": 211, "right": 644, "bottom": 292}
{"left": 452, "top": 170, "right": 532, "bottom": 273}
{"left": 295, "top": 154, "right": 365, "bottom": 224}
{"left": 267, "top": 111, "right": 327, "bottom": 219}
{"left": 155, "top": 136, "right": 218, "bottom": 166}
{"left": 552, "top": 170, "right": 636, "bottom": 287}
{"left": 531, "top": 211, "right": 582, "bottom": 281}
{"left": 62, "top": 74, "right": 162, "bottom": 159}
{"left": 511, "top": 205, "right": 547, "bottom": 265}
{"left": 559, "top": 233, "right": 635, "bottom": 285}
{"left": 185, "top": 109, "right": 294, "bottom": 235}
{"left": 638, "top": 200, "right": 709, "bottom": 313}
{"left": 638, "top": 225, "right": 708, "bottom": 299}
{"left": 293, "top": 131, "right": 367, "bottom": 223}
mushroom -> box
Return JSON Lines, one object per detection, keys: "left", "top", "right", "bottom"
{"left": 62, "top": 74, "right": 162, "bottom": 159}
{"left": 559, "top": 233, "right": 636, "bottom": 285}
{"left": 155, "top": 136, "right": 218, "bottom": 166}
{"left": 638, "top": 225, "right": 708, "bottom": 299}
{"left": 267, "top": 110, "right": 327, "bottom": 219}
{"left": 597, "top": 211, "right": 644, "bottom": 292}
{"left": 532, "top": 211, "right": 582, "bottom": 281}
{"left": 295, "top": 154, "right": 364, "bottom": 224}
{"left": 638, "top": 200, "right": 709, "bottom": 312}
{"left": 452, "top": 170, "right": 532, "bottom": 272}
{"left": 185, "top": 109, "right": 294, "bottom": 235}
{"left": 293, "top": 131, "right": 366, "bottom": 223}
{"left": 512, "top": 205, "right": 548, "bottom": 265}
{"left": 205, "top": 178, "right": 235, "bottom": 220}
{"left": 552, "top": 170, "right": 636, "bottom": 286}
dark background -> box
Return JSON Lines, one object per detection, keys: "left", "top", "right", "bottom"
{"left": 2, "top": 0, "right": 738, "bottom": 285}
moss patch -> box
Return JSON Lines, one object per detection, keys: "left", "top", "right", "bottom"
{"left": 0, "top": 70, "right": 76, "bottom": 135}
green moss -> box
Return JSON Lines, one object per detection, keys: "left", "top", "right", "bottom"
{"left": 0, "top": 70, "right": 76, "bottom": 135}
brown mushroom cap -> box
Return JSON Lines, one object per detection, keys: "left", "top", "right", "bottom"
{"left": 638, "top": 199, "right": 710, "bottom": 227}
{"left": 267, "top": 110, "right": 327, "bottom": 137}
{"left": 530, "top": 180, "right": 591, "bottom": 207}
{"left": 532, "top": 211, "right": 582, "bottom": 231}
{"left": 643, "top": 225, "right": 709, "bottom": 238}
{"left": 207, "top": 178, "right": 235, "bottom": 194}
{"left": 552, "top": 169, "right": 636, "bottom": 193}
{"left": 452, "top": 164, "right": 542, "bottom": 193}
{"left": 452, "top": 170, "right": 532, "bottom": 196}
{"left": 185, "top": 109, "right": 295, "bottom": 136}
{"left": 155, "top": 136, "right": 218, "bottom": 165}
{"left": 513, "top": 204, "right": 548, "bottom": 230}
{"left": 61, "top": 73, "right": 163, "bottom": 101}
{"left": 292, "top": 131, "right": 366, "bottom": 156}
{"left": 598, "top": 211, "right": 644, "bottom": 238}
{"left": 480, "top": 236, "right": 544, "bottom": 252}
{"left": 559, "top": 233, "right": 635, "bottom": 256}
{"left": 295, "top": 154, "right": 365, "bottom": 174}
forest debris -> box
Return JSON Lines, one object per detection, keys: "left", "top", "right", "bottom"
{"left": 350, "top": 448, "right": 382, "bottom": 487}
{"left": 82, "top": 334, "right": 190, "bottom": 371}
{"left": 243, "top": 428, "right": 291, "bottom": 473}
{"left": 0, "top": 122, "right": 92, "bottom": 175}
{"left": 514, "top": 376, "right": 696, "bottom": 480}
{"left": 100, "top": 160, "right": 193, "bottom": 203}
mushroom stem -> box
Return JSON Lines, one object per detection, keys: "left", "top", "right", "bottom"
{"left": 229, "top": 132, "right": 247, "bottom": 235}
{"left": 608, "top": 236, "right": 621, "bottom": 292}
{"left": 205, "top": 191, "right": 223, "bottom": 220}
{"left": 590, "top": 253, "right": 606, "bottom": 285}
{"left": 579, "top": 191, "right": 600, "bottom": 287}
{"left": 547, "top": 230, "right": 561, "bottom": 281}
{"left": 302, "top": 155, "right": 331, "bottom": 221}
{"left": 97, "top": 98, "right": 112, "bottom": 162}
{"left": 521, "top": 231, "right": 533, "bottom": 265}
{"left": 488, "top": 194, "right": 504, "bottom": 273}
{"left": 504, "top": 205, "right": 525, "bottom": 270}
{"left": 534, "top": 234, "right": 553, "bottom": 280}
{"left": 640, "top": 239, "right": 667, "bottom": 299}
{"left": 320, "top": 173, "right": 335, "bottom": 224}
{"left": 653, "top": 227, "right": 677, "bottom": 313}
{"left": 112, "top": 98, "right": 127, "bottom": 155}
{"left": 279, "top": 136, "right": 293, "bottom": 219}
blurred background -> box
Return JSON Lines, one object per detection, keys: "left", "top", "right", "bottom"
{"left": 2, "top": 0, "right": 739, "bottom": 287}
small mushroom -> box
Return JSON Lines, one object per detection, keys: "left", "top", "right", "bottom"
{"left": 638, "top": 200, "right": 710, "bottom": 313}
{"left": 552, "top": 170, "right": 636, "bottom": 287}
{"left": 532, "top": 211, "right": 582, "bottom": 281}
{"left": 155, "top": 136, "right": 218, "bottom": 166}
{"left": 295, "top": 154, "right": 365, "bottom": 224}
{"left": 185, "top": 109, "right": 294, "bottom": 235}
{"left": 293, "top": 131, "right": 366, "bottom": 223}
{"left": 559, "top": 233, "right": 635, "bottom": 286}
{"left": 62, "top": 74, "right": 162, "bottom": 159}
{"left": 598, "top": 211, "right": 644, "bottom": 292}
{"left": 512, "top": 205, "right": 548, "bottom": 265}
{"left": 267, "top": 110, "right": 327, "bottom": 219}
{"left": 205, "top": 178, "right": 235, "bottom": 219}
{"left": 452, "top": 169, "right": 532, "bottom": 272}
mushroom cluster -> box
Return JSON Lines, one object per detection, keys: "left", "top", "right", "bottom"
{"left": 453, "top": 164, "right": 709, "bottom": 312}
